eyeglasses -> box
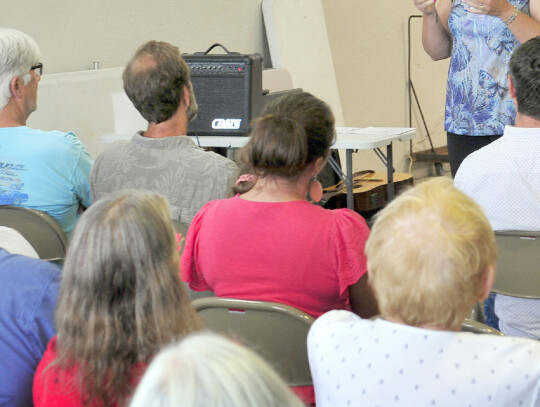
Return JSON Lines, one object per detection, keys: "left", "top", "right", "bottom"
{"left": 31, "top": 62, "right": 43, "bottom": 76}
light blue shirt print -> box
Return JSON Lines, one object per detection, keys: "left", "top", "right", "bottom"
{"left": 445, "top": 0, "right": 529, "bottom": 135}
{"left": 0, "top": 127, "right": 93, "bottom": 236}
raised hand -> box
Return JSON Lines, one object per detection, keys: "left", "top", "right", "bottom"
{"left": 414, "top": 0, "right": 438, "bottom": 15}
{"left": 462, "top": 0, "right": 514, "bottom": 17}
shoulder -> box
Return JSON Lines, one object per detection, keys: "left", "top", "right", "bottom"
{"left": 0, "top": 252, "right": 60, "bottom": 328}
{"left": 192, "top": 147, "right": 238, "bottom": 172}
{"left": 41, "top": 336, "right": 59, "bottom": 362}
{"left": 200, "top": 196, "right": 230, "bottom": 212}
{"left": 94, "top": 140, "right": 132, "bottom": 161}
{"left": 28, "top": 128, "right": 86, "bottom": 150}
{"left": 328, "top": 208, "right": 370, "bottom": 238}
{"left": 309, "top": 310, "right": 364, "bottom": 339}
{"left": 454, "top": 141, "right": 500, "bottom": 187}
{"left": 469, "top": 332, "right": 540, "bottom": 356}
{"left": 34, "top": 337, "right": 65, "bottom": 401}
{"left": 456, "top": 333, "right": 540, "bottom": 380}
{"left": 0, "top": 250, "right": 61, "bottom": 285}
{"left": 188, "top": 198, "right": 231, "bottom": 228}
{"left": 0, "top": 252, "right": 61, "bottom": 302}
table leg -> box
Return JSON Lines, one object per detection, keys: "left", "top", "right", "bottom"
{"left": 387, "top": 143, "right": 395, "bottom": 201}
{"left": 346, "top": 149, "right": 354, "bottom": 210}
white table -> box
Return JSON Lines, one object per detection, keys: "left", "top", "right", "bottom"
{"left": 187, "top": 127, "right": 416, "bottom": 209}
{"left": 101, "top": 127, "right": 416, "bottom": 210}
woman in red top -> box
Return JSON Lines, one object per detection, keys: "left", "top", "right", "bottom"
{"left": 182, "top": 92, "right": 379, "bottom": 320}
{"left": 33, "top": 190, "right": 203, "bottom": 406}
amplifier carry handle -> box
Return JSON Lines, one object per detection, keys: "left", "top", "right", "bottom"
{"left": 196, "top": 43, "right": 240, "bottom": 56}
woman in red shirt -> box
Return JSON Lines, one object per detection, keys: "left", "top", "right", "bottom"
{"left": 182, "top": 92, "right": 378, "bottom": 320}
{"left": 33, "top": 190, "right": 203, "bottom": 406}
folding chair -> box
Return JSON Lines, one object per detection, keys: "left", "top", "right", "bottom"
{"left": 461, "top": 319, "right": 504, "bottom": 336}
{"left": 492, "top": 231, "right": 540, "bottom": 298}
{"left": 192, "top": 297, "right": 314, "bottom": 386}
{"left": 0, "top": 205, "right": 68, "bottom": 261}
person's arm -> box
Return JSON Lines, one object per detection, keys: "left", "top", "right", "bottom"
{"left": 65, "top": 132, "right": 94, "bottom": 209}
{"left": 414, "top": 0, "right": 454, "bottom": 60}
{"left": 463, "top": 0, "right": 540, "bottom": 43}
{"left": 349, "top": 274, "right": 379, "bottom": 319}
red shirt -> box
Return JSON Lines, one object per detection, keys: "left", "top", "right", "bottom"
{"left": 181, "top": 197, "right": 369, "bottom": 318}
{"left": 33, "top": 337, "right": 145, "bottom": 407}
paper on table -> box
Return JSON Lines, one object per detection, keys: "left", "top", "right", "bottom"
{"left": 336, "top": 126, "right": 413, "bottom": 135}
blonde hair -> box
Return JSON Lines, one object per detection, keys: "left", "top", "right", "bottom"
{"left": 53, "top": 190, "right": 203, "bottom": 405}
{"left": 365, "top": 177, "right": 497, "bottom": 329}
{"left": 130, "top": 332, "right": 306, "bottom": 407}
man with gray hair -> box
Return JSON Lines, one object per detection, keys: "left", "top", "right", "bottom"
{"left": 90, "top": 41, "right": 238, "bottom": 225}
{"left": 0, "top": 28, "right": 93, "bottom": 236}
{"left": 455, "top": 36, "right": 540, "bottom": 340}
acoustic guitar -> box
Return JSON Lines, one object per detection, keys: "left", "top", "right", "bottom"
{"left": 322, "top": 170, "right": 413, "bottom": 214}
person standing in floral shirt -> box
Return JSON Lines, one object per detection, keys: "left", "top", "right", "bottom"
{"left": 413, "top": 0, "right": 540, "bottom": 176}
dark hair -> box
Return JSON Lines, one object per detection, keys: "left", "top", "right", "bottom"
{"left": 243, "top": 92, "right": 335, "bottom": 180}
{"left": 123, "top": 41, "right": 197, "bottom": 124}
{"left": 510, "top": 36, "right": 540, "bottom": 120}
{"left": 230, "top": 165, "right": 256, "bottom": 196}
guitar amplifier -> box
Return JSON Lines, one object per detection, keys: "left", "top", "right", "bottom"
{"left": 183, "top": 52, "right": 263, "bottom": 136}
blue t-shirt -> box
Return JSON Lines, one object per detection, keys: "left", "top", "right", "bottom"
{"left": 0, "top": 249, "right": 60, "bottom": 407}
{"left": 445, "top": 0, "right": 529, "bottom": 136}
{"left": 0, "top": 126, "right": 93, "bottom": 235}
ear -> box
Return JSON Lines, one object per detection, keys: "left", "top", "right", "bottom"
{"left": 181, "top": 84, "right": 191, "bottom": 108}
{"left": 478, "top": 264, "right": 495, "bottom": 301}
{"left": 508, "top": 74, "right": 517, "bottom": 101}
{"left": 313, "top": 156, "right": 326, "bottom": 176}
{"left": 9, "top": 76, "right": 23, "bottom": 98}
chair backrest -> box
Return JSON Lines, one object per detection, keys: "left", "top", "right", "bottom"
{"left": 191, "top": 297, "right": 315, "bottom": 387}
{"left": 0, "top": 206, "right": 68, "bottom": 261}
{"left": 461, "top": 319, "right": 504, "bottom": 336}
{"left": 493, "top": 230, "right": 540, "bottom": 299}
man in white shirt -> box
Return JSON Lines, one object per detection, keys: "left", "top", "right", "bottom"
{"left": 454, "top": 36, "right": 540, "bottom": 339}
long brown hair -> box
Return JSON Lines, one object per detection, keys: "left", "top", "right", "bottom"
{"left": 53, "top": 190, "right": 202, "bottom": 405}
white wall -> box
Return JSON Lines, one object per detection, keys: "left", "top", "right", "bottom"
{"left": 323, "top": 1, "right": 450, "bottom": 176}
{"left": 4, "top": 0, "right": 267, "bottom": 73}
{"left": 5, "top": 0, "right": 450, "bottom": 177}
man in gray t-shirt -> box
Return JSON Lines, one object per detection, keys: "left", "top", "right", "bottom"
{"left": 90, "top": 40, "right": 238, "bottom": 225}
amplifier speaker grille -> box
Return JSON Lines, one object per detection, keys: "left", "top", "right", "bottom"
{"left": 184, "top": 54, "right": 263, "bottom": 136}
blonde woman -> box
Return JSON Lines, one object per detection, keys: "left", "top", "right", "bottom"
{"left": 33, "top": 190, "right": 203, "bottom": 406}
{"left": 308, "top": 178, "right": 540, "bottom": 406}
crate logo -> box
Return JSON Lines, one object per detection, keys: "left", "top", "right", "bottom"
{"left": 212, "top": 118, "right": 242, "bottom": 130}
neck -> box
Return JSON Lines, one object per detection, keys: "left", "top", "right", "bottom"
{"left": 514, "top": 112, "right": 540, "bottom": 129}
{"left": 385, "top": 316, "right": 461, "bottom": 332}
{"left": 241, "top": 173, "right": 311, "bottom": 202}
{"left": 143, "top": 110, "right": 188, "bottom": 139}
{"left": 0, "top": 101, "right": 27, "bottom": 128}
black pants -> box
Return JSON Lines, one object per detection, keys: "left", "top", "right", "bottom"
{"left": 447, "top": 132, "right": 502, "bottom": 178}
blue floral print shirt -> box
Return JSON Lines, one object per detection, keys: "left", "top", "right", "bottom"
{"left": 445, "top": 0, "right": 529, "bottom": 135}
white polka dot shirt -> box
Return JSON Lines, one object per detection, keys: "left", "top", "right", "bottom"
{"left": 308, "top": 310, "right": 540, "bottom": 407}
{"left": 454, "top": 125, "right": 540, "bottom": 340}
